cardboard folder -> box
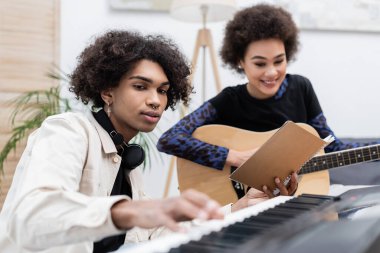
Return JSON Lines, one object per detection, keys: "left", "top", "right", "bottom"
{"left": 230, "top": 121, "right": 330, "bottom": 192}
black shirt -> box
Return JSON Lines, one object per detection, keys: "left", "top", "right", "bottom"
{"left": 93, "top": 158, "right": 132, "bottom": 253}
{"left": 210, "top": 74, "right": 322, "bottom": 132}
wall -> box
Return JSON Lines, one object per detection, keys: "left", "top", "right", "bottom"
{"left": 0, "top": 0, "right": 60, "bottom": 209}
{"left": 60, "top": 0, "right": 380, "bottom": 198}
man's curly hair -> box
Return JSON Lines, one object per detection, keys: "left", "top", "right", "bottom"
{"left": 220, "top": 4, "right": 299, "bottom": 74}
{"left": 70, "top": 30, "right": 192, "bottom": 110}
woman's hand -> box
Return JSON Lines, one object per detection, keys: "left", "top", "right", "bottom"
{"left": 110, "top": 189, "right": 224, "bottom": 232}
{"left": 226, "top": 148, "right": 259, "bottom": 167}
{"left": 231, "top": 188, "right": 269, "bottom": 212}
{"left": 262, "top": 172, "right": 298, "bottom": 198}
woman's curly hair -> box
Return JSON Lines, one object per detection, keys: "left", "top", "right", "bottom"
{"left": 220, "top": 4, "right": 299, "bottom": 74}
{"left": 70, "top": 30, "right": 192, "bottom": 109}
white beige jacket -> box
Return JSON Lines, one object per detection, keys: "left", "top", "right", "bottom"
{"left": 0, "top": 112, "right": 166, "bottom": 253}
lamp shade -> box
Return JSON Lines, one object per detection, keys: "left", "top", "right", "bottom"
{"left": 170, "top": 0, "right": 237, "bottom": 23}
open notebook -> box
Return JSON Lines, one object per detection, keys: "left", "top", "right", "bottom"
{"left": 230, "top": 121, "right": 334, "bottom": 195}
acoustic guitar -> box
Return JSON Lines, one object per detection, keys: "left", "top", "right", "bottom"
{"left": 177, "top": 124, "right": 380, "bottom": 205}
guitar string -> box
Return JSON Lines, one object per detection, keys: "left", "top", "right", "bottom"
{"left": 300, "top": 146, "right": 380, "bottom": 174}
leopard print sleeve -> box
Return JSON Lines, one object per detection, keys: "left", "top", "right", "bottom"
{"left": 157, "top": 101, "right": 228, "bottom": 170}
{"left": 308, "top": 113, "right": 379, "bottom": 152}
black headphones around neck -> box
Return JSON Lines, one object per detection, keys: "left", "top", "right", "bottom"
{"left": 92, "top": 109, "right": 145, "bottom": 170}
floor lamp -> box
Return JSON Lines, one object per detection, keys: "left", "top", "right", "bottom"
{"left": 170, "top": 0, "right": 237, "bottom": 101}
{"left": 163, "top": 0, "right": 237, "bottom": 198}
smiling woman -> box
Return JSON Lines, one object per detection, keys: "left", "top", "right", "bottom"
{"left": 157, "top": 3, "right": 378, "bottom": 205}
{"left": 241, "top": 38, "right": 287, "bottom": 100}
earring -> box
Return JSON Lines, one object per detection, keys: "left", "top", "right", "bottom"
{"left": 106, "top": 102, "right": 112, "bottom": 117}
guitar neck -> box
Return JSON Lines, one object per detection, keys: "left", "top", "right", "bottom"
{"left": 299, "top": 144, "right": 380, "bottom": 175}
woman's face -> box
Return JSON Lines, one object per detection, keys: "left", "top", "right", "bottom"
{"left": 102, "top": 59, "right": 170, "bottom": 141}
{"left": 240, "top": 38, "right": 287, "bottom": 99}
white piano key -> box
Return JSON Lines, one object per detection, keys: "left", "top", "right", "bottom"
{"left": 114, "top": 195, "right": 292, "bottom": 253}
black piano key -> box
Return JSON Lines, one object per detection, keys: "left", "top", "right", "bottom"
{"left": 222, "top": 222, "right": 266, "bottom": 236}
{"left": 234, "top": 222, "right": 276, "bottom": 233}
{"left": 168, "top": 242, "right": 226, "bottom": 253}
{"left": 236, "top": 221, "right": 272, "bottom": 230}
{"left": 289, "top": 197, "right": 325, "bottom": 205}
{"left": 278, "top": 202, "right": 315, "bottom": 210}
{"left": 191, "top": 225, "right": 266, "bottom": 249}
{"left": 195, "top": 233, "right": 245, "bottom": 248}
{"left": 286, "top": 202, "right": 321, "bottom": 209}
{"left": 201, "top": 231, "right": 245, "bottom": 244}
{"left": 300, "top": 193, "right": 339, "bottom": 201}
{"left": 269, "top": 205, "right": 309, "bottom": 217}
{"left": 186, "top": 239, "right": 235, "bottom": 250}
{"left": 168, "top": 194, "right": 338, "bottom": 253}
{"left": 243, "top": 218, "right": 281, "bottom": 227}
{"left": 263, "top": 208, "right": 300, "bottom": 218}
{"left": 250, "top": 213, "right": 289, "bottom": 223}
{"left": 244, "top": 216, "right": 287, "bottom": 227}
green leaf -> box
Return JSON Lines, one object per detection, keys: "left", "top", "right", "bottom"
{"left": 0, "top": 87, "right": 70, "bottom": 174}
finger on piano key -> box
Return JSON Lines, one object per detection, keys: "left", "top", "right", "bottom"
{"left": 114, "top": 196, "right": 293, "bottom": 253}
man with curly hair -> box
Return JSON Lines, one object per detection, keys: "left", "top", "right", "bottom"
{"left": 158, "top": 4, "right": 374, "bottom": 204}
{"left": 0, "top": 30, "right": 224, "bottom": 253}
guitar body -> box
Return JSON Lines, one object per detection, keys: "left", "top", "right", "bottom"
{"left": 177, "top": 124, "right": 329, "bottom": 206}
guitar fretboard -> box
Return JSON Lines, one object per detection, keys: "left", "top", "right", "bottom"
{"left": 299, "top": 144, "right": 380, "bottom": 175}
